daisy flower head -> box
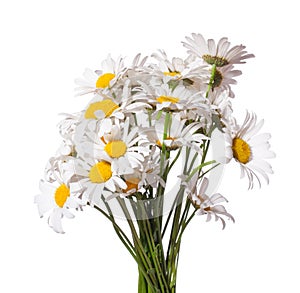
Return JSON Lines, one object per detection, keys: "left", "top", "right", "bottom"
{"left": 105, "top": 171, "right": 146, "bottom": 201}
{"left": 105, "top": 151, "right": 165, "bottom": 201}
{"left": 74, "top": 80, "right": 151, "bottom": 145}
{"left": 146, "top": 113, "right": 207, "bottom": 152}
{"left": 150, "top": 49, "right": 209, "bottom": 82}
{"left": 75, "top": 55, "right": 126, "bottom": 96}
{"left": 81, "top": 118, "right": 149, "bottom": 175}
{"left": 74, "top": 95, "right": 120, "bottom": 146}
{"left": 183, "top": 33, "right": 254, "bottom": 67}
{"left": 225, "top": 111, "right": 275, "bottom": 189}
{"left": 210, "top": 64, "right": 242, "bottom": 98}
{"left": 74, "top": 155, "right": 127, "bottom": 206}
{"left": 35, "top": 158, "right": 82, "bottom": 233}
{"left": 139, "top": 79, "right": 207, "bottom": 113}
{"left": 188, "top": 177, "right": 234, "bottom": 229}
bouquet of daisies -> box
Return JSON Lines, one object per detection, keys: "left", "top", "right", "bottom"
{"left": 35, "top": 33, "right": 275, "bottom": 293}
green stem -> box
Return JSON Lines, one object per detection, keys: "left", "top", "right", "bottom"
{"left": 186, "top": 160, "right": 216, "bottom": 182}
{"left": 168, "top": 148, "right": 181, "bottom": 171}
{"left": 166, "top": 146, "right": 192, "bottom": 284}
{"left": 91, "top": 203, "right": 136, "bottom": 259}
{"left": 137, "top": 198, "right": 170, "bottom": 292}
{"left": 206, "top": 63, "right": 217, "bottom": 98}
{"left": 117, "top": 198, "right": 158, "bottom": 290}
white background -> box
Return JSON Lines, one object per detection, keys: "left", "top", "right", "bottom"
{"left": 0, "top": 0, "right": 299, "bottom": 292}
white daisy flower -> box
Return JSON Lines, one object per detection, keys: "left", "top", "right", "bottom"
{"left": 35, "top": 159, "right": 82, "bottom": 234}
{"left": 138, "top": 80, "right": 207, "bottom": 113}
{"left": 80, "top": 118, "right": 149, "bottom": 175}
{"left": 105, "top": 172, "right": 144, "bottom": 201}
{"left": 183, "top": 33, "right": 254, "bottom": 67}
{"left": 150, "top": 49, "right": 209, "bottom": 81}
{"left": 211, "top": 64, "right": 242, "bottom": 98}
{"left": 74, "top": 83, "right": 150, "bottom": 144}
{"left": 75, "top": 55, "right": 126, "bottom": 96}
{"left": 188, "top": 177, "right": 234, "bottom": 229}
{"left": 225, "top": 111, "right": 275, "bottom": 189}
{"left": 105, "top": 158, "right": 165, "bottom": 201}
{"left": 145, "top": 113, "right": 207, "bottom": 151}
{"left": 74, "top": 156, "right": 127, "bottom": 204}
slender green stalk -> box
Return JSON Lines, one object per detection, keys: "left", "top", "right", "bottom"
{"left": 186, "top": 160, "right": 216, "bottom": 182}
{"left": 117, "top": 198, "right": 158, "bottom": 290}
{"left": 168, "top": 148, "right": 181, "bottom": 171}
{"left": 205, "top": 63, "right": 217, "bottom": 98}
{"left": 166, "top": 146, "right": 193, "bottom": 284}
{"left": 136, "top": 198, "right": 170, "bottom": 292}
{"left": 91, "top": 203, "right": 136, "bottom": 259}
{"left": 161, "top": 187, "right": 184, "bottom": 239}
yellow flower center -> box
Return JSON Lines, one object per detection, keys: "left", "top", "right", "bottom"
{"left": 163, "top": 71, "right": 181, "bottom": 77}
{"left": 96, "top": 73, "right": 116, "bottom": 88}
{"left": 123, "top": 178, "right": 140, "bottom": 193}
{"left": 89, "top": 161, "right": 112, "bottom": 183}
{"left": 54, "top": 184, "right": 70, "bottom": 208}
{"left": 156, "top": 95, "right": 179, "bottom": 104}
{"left": 104, "top": 141, "right": 127, "bottom": 158}
{"left": 84, "top": 99, "right": 119, "bottom": 119}
{"left": 232, "top": 138, "right": 251, "bottom": 164}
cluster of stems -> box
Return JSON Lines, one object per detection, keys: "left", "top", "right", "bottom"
{"left": 93, "top": 66, "right": 218, "bottom": 293}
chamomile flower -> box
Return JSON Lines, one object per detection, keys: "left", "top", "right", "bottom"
{"left": 225, "top": 111, "right": 275, "bottom": 189}
{"left": 188, "top": 177, "right": 234, "bottom": 229}
{"left": 150, "top": 49, "right": 209, "bottom": 82}
{"left": 74, "top": 156, "right": 127, "bottom": 204}
{"left": 81, "top": 119, "right": 149, "bottom": 175}
{"left": 74, "top": 95, "right": 120, "bottom": 145}
{"left": 146, "top": 113, "right": 207, "bottom": 151}
{"left": 211, "top": 65, "right": 242, "bottom": 98}
{"left": 105, "top": 171, "right": 143, "bottom": 200}
{"left": 138, "top": 80, "right": 207, "bottom": 113}
{"left": 106, "top": 147, "right": 167, "bottom": 200}
{"left": 35, "top": 159, "right": 82, "bottom": 233}
{"left": 75, "top": 83, "right": 150, "bottom": 144}
{"left": 183, "top": 33, "right": 254, "bottom": 67}
{"left": 75, "top": 55, "right": 126, "bottom": 96}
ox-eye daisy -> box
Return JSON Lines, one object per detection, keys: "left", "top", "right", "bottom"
{"left": 35, "top": 159, "right": 81, "bottom": 233}
{"left": 183, "top": 33, "right": 254, "bottom": 67}
{"left": 150, "top": 49, "right": 209, "bottom": 82}
{"left": 146, "top": 113, "right": 207, "bottom": 151}
{"left": 74, "top": 156, "right": 127, "bottom": 205}
{"left": 187, "top": 177, "right": 234, "bottom": 229}
{"left": 210, "top": 64, "right": 242, "bottom": 98}
{"left": 80, "top": 119, "right": 149, "bottom": 175}
{"left": 138, "top": 81, "right": 207, "bottom": 113}
{"left": 75, "top": 55, "right": 126, "bottom": 96}
{"left": 225, "top": 111, "right": 275, "bottom": 189}
{"left": 75, "top": 83, "right": 150, "bottom": 144}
